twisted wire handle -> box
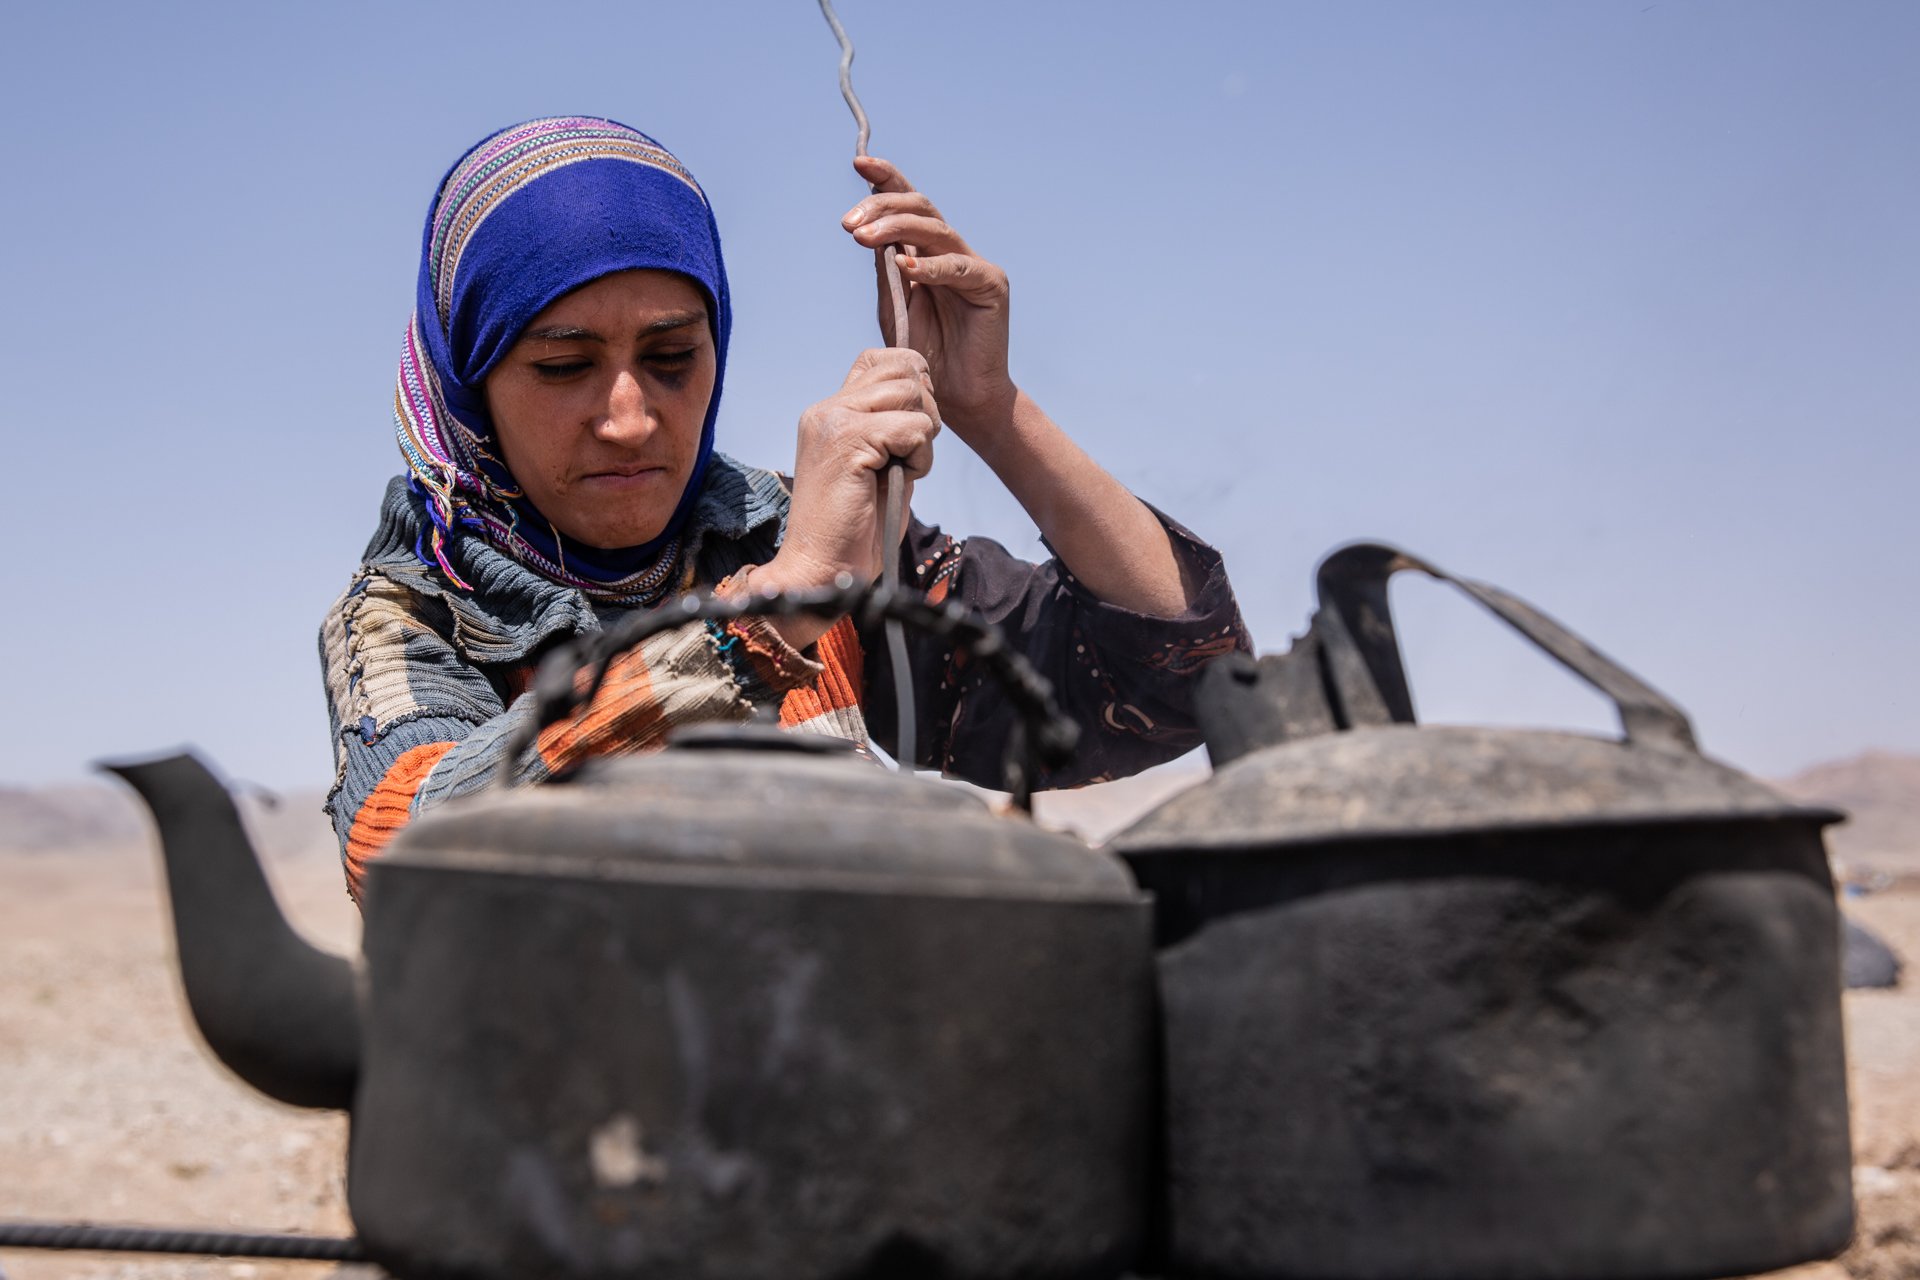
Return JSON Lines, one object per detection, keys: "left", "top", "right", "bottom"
{"left": 501, "top": 580, "right": 1078, "bottom": 810}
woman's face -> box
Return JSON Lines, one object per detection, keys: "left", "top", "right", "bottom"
{"left": 484, "top": 269, "right": 717, "bottom": 550}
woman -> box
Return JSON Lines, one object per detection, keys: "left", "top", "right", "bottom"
{"left": 322, "top": 116, "right": 1248, "bottom": 901}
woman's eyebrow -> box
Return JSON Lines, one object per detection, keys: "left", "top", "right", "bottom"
{"left": 521, "top": 312, "right": 704, "bottom": 344}
{"left": 642, "top": 311, "right": 707, "bottom": 335}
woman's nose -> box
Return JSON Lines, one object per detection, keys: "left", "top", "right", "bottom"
{"left": 599, "top": 370, "right": 653, "bottom": 442}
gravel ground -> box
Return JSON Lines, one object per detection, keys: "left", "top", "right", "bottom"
{"left": 1, "top": 829, "right": 1914, "bottom": 1280}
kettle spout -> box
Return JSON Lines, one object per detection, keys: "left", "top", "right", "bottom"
{"left": 103, "top": 752, "right": 360, "bottom": 1110}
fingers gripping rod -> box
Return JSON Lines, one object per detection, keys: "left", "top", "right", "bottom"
{"left": 819, "top": 0, "right": 916, "bottom": 773}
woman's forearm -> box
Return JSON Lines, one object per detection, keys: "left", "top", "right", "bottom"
{"left": 956, "top": 389, "right": 1198, "bottom": 619}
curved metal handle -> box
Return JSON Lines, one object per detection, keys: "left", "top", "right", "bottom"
{"left": 500, "top": 580, "right": 1080, "bottom": 810}
{"left": 1313, "top": 542, "right": 1697, "bottom": 751}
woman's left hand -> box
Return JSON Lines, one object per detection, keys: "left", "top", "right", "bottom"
{"left": 843, "top": 156, "right": 1017, "bottom": 439}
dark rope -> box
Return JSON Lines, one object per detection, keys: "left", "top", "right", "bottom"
{"left": 0, "top": 1219, "right": 364, "bottom": 1262}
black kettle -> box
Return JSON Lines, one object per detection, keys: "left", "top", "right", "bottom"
{"left": 111, "top": 587, "right": 1155, "bottom": 1280}
{"left": 1114, "top": 543, "right": 1853, "bottom": 1280}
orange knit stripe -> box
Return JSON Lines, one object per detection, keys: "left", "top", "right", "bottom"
{"left": 536, "top": 648, "right": 661, "bottom": 772}
{"left": 780, "top": 617, "right": 866, "bottom": 728}
{"left": 344, "top": 740, "right": 458, "bottom": 903}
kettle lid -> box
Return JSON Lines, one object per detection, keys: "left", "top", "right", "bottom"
{"left": 388, "top": 728, "right": 1135, "bottom": 901}
{"left": 1116, "top": 543, "right": 1842, "bottom": 857}
{"left": 1114, "top": 724, "right": 1837, "bottom": 855}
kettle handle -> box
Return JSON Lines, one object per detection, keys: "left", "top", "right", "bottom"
{"left": 1313, "top": 542, "right": 1697, "bottom": 751}
{"left": 504, "top": 581, "right": 1080, "bottom": 811}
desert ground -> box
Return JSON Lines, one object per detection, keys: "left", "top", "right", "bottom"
{"left": 1, "top": 757, "right": 1915, "bottom": 1280}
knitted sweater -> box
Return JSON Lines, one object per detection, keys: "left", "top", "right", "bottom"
{"left": 320, "top": 455, "right": 1250, "bottom": 901}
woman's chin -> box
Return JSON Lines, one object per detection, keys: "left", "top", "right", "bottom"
{"left": 557, "top": 508, "right": 674, "bottom": 552}
{"left": 579, "top": 522, "right": 671, "bottom": 551}
{"left": 557, "top": 474, "right": 683, "bottom": 550}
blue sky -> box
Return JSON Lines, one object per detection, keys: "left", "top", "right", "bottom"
{"left": 1, "top": 0, "right": 1914, "bottom": 786}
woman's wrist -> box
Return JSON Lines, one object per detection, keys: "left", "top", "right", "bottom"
{"left": 956, "top": 384, "right": 1051, "bottom": 480}
{"left": 938, "top": 378, "right": 1020, "bottom": 443}
{"left": 735, "top": 554, "right": 840, "bottom": 651}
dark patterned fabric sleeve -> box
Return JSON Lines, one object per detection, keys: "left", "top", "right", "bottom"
{"left": 860, "top": 507, "right": 1251, "bottom": 789}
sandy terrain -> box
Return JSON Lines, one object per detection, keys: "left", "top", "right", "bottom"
{"left": 0, "top": 831, "right": 358, "bottom": 1280}
{"left": 0, "top": 776, "right": 1914, "bottom": 1280}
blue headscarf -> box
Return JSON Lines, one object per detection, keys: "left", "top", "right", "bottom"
{"left": 393, "top": 116, "right": 730, "bottom": 603}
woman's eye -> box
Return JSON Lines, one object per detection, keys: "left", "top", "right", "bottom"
{"left": 533, "top": 360, "right": 591, "bottom": 379}
{"left": 648, "top": 349, "right": 697, "bottom": 369}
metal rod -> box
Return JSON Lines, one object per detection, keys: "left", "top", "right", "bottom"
{"left": 819, "top": 0, "right": 916, "bottom": 773}
{"left": 879, "top": 462, "right": 915, "bottom": 767}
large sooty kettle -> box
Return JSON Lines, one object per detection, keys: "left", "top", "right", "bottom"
{"left": 1114, "top": 543, "right": 1853, "bottom": 1280}
{"left": 110, "top": 587, "right": 1154, "bottom": 1280}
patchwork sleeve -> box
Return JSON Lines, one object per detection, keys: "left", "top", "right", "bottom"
{"left": 319, "top": 570, "right": 819, "bottom": 903}
{"left": 860, "top": 508, "right": 1251, "bottom": 791}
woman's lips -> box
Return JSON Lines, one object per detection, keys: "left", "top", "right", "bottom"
{"left": 579, "top": 465, "right": 670, "bottom": 489}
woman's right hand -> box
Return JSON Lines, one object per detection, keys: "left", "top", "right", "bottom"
{"left": 749, "top": 347, "right": 940, "bottom": 648}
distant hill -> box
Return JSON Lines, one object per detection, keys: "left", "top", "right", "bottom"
{"left": 0, "top": 784, "right": 147, "bottom": 850}
{"left": 4, "top": 749, "right": 1916, "bottom": 869}
{"left": 1778, "top": 750, "right": 1920, "bottom": 871}
{"left": 0, "top": 780, "right": 334, "bottom": 860}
